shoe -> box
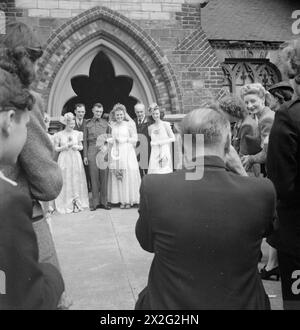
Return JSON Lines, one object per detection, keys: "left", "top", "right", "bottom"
{"left": 98, "top": 204, "right": 111, "bottom": 210}
{"left": 120, "top": 204, "right": 125, "bottom": 209}
{"left": 90, "top": 206, "right": 97, "bottom": 211}
{"left": 260, "top": 266, "right": 280, "bottom": 281}
{"left": 125, "top": 204, "right": 131, "bottom": 209}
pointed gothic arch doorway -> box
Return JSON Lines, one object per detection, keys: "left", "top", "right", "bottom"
{"left": 49, "top": 39, "right": 156, "bottom": 120}
{"left": 36, "top": 6, "right": 183, "bottom": 129}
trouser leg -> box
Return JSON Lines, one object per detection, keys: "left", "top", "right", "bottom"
{"left": 99, "top": 168, "right": 108, "bottom": 206}
{"left": 85, "top": 164, "right": 91, "bottom": 192}
{"left": 88, "top": 152, "right": 100, "bottom": 208}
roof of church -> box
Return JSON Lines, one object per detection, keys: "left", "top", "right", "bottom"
{"left": 201, "top": 0, "right": 299, "bottom": 42}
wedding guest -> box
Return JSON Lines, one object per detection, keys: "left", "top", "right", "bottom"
{"left": 43, "top": 113, "right": 56, "bottom": 219}
{"left": 134, "top": 102, "right": 151, "bottom": 177}
{"left": 267, "top": 39, "right": 300, "bottom": 309}
{"left": 0, "top": 67, "right": 64, "bottom": 310}
{"left": 219, "top": 95, "right": 260, "bottom": 176}
{"left": 240, "top": 83, "right": 274, "bottom": 174}
{"left": 148, "top": 103, "right": 175, "bottom": 174}
{"left": 83, "top": 103, "right": 110, "bottom": 210}
{"left": 54, "top": 112, "right": 89, "bottom": 214}
{"left": 259, "top": 82, "right": 294, "bottom": 281}
{"left": 268, "top": 82, "right": 294, "bottom": 112}
{"left": 107, "top": 103, "right": 141, "bottom": 209}
{"left": 136, "top": 106, "right": 275, "bottom": 310}
{"left": 0, "top": 21, "right": 64, "bottom": 280}
{"left": 74, "top": 103, "right": 90, "bottom": 191}
{"left": 74, "top": 103, "right": 86, "bottom": 132}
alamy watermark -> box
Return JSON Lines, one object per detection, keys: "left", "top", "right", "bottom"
{"left": 291, "top": 270, "right": 300, "bottom": 295}
{"left": 0, "top": 10, "right": 5, "bottom": 35}
{"left": 96, "top": 133, "right": 205, "bottom": 181}
{"left": 292, "top": 10, "right": 300, "bottom": 35}
{"left": 0, "top": 270, "right": 6, "bottom": 295}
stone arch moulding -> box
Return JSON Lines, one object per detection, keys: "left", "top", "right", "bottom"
{"left": 35, "top": 6, "right": 183, "bottom": 119}
{"left": 47, "top": 39, "right": 157, "bottom": 119}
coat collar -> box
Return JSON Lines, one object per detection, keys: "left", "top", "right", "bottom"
{"left": 184, "top": 155, "right": 226, "bottom": 170}
{"left": 136, "top": 116, "right": 147, "bottom": 124}
{"left": 76, "top": 118, "right": 84, "bottom": 126}
{"left": 92, "top": 117, "right": 103, "bottom": 122}
{"left": 285, "top": 97, "right": 300, "bottom": 109}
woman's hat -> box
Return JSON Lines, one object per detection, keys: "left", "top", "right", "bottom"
{"left": 2, "top": 22, "right": 43, "bottom": 61}
{"left": 268, "top": 81, "right": 294, "bottom": 94}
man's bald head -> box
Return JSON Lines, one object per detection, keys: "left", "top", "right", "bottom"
{"left": 181, "top": 107, "right": 231, "bottom": 157}
{"left": 134, "top": 103, "right": 145, "bottom": 121}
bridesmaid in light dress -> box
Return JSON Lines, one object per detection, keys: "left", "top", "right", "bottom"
{"left": 54, "top": 112, "right": 89, "bottom": 214}
{"left": 148, "top": 103, "right": 175, "bottom": 174}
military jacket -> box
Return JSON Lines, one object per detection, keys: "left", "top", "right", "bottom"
{"left": 83, "top": 118, "right": 108, "bottom": 158}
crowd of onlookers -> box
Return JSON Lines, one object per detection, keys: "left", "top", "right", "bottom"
{"left": 1, "top": 21, "right": 300, "bottom": 310}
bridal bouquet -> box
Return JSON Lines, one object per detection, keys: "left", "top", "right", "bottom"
{"left": 110, "top": 142, "right": 124, "bottom": 180}
{"left": 158, "top": 154, "right": 168, "bottom": 168}
{"left": 67, "top": 136, "right": 74, "bottom": 148}
{"left": 112, "top": 169, "right": 124, "bottom": 181}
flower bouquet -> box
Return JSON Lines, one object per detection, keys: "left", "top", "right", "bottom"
{"left": 112, "top": 169, "right": 124, "bottom": 181}
{"left": 67, "top": 135, "right": 74, "bottom": 148}
{"left": 158, "top": 154, "right": 169, "bottom": 168}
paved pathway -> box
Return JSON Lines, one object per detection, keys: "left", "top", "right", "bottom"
{"left": 51, "top": 208, "right": 282, "bottom": 310}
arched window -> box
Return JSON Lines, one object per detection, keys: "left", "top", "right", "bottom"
{"left": 222, "top": 59, "right": 282, "bottom": 96}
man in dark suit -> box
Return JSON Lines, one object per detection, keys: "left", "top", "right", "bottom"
{"left": 0, "top": 176, "right": 65, "bottom": 309}
{"left": 74, "top": 103, "right": 86, "bottom": 132}
{"left": 136, "top": 107, "right": 275, "bottom": 310}
{"left": 134, "top": 102, "right": 151, "bottom": 177}
{"left": 267, "top": 38, "right": 300, "bottom": 310}
{"left": 74, "top": 103, "right": 90, "bottom": 191}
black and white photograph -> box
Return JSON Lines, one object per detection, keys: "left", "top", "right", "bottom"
{"left": 0, "top": 0, "right": 300, "bottom": 314}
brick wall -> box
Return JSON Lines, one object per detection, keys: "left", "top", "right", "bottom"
{"left": 1, "top": 0, "right": 25, "bottom": 21}
{"left": 13, "top": 0, "right": 224, "bottom": 114}
{"left": 16, "top": 0, "right": 189, "bottom": 20}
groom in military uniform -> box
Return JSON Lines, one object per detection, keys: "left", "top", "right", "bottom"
{"left": 83, "top": 103, "right": 110, "bottom": 211}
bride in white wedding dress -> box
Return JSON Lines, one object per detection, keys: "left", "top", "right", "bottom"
{"left": 107, "top": 104, "right": 141, "bottom": 209}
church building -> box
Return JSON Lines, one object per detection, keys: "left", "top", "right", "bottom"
{"left": 1, "top": 0, "right": 298, "bottom": 123}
